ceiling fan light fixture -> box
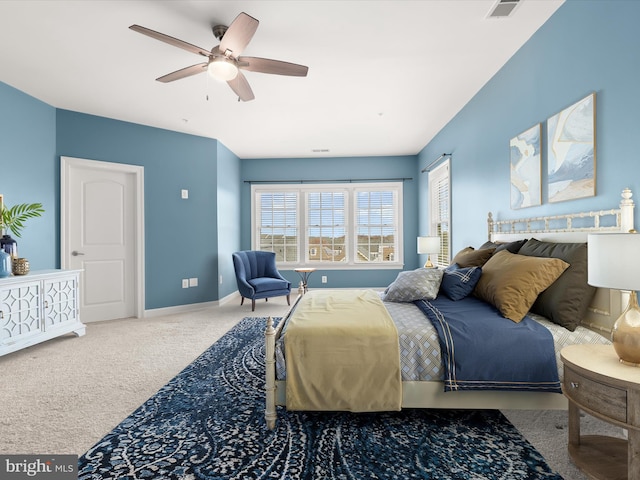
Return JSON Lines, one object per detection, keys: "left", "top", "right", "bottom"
{"left": 208, "top": 57, "right": 238, "bottom": 81}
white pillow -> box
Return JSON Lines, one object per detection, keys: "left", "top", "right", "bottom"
{"left": 383, "top": 268, "right": 443, "bottom": 303}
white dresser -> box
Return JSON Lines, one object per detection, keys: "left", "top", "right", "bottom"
{"left": 0, "top": 269, "right": 85, "bottom": 356}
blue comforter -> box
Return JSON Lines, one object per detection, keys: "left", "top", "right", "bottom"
{"left": 414, "top": 296, "right": 561, "bottom": 393}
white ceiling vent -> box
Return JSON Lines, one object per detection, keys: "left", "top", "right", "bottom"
{"left": 487, "top": 0, "right": 522, "bottom": 18}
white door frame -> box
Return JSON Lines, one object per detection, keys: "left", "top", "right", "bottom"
{"left": 60, "top": 156, "right": 145, "bottom": 319}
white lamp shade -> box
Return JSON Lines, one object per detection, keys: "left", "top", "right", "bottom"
{"left": 208, "top": 58, "right": 239, "bottom": 81}
{"left": 417, "top": 236, "right": 441, "bottom": 255}
{"left": 588, "top": 233, "right": 640, "bottom": 291}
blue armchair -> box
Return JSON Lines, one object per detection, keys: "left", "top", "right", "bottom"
{"left": 232, "top": 250, "right": 291, "bottom": 311}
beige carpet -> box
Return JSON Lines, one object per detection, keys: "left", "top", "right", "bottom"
{"left": 0, "top": 295, "right": 624, "bottom": 479}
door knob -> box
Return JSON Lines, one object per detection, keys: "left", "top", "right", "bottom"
{"left": 71, "top": 251, "right": 85, "bottom": 256}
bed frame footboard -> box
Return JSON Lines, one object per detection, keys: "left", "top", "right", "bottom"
{"left": 265, "top": 316, "right": 278, "bottom": 430}
{"left": 265, "top": 291, "right": 304, "bottom": 429}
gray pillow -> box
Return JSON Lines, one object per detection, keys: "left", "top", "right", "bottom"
{"left": 383, "top": 268, "right": 444, "bottom": 303}
{"left": 517, "top": 238, "right": 595, "bottom": 331}
{"left": 479, "top": 239, "right": 528, "bottom": 254}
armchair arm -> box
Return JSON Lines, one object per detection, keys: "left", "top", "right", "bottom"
{"left": 236, "top": 276, "right": 256, "bottom": 298}
{"left": 233, "top": 254, "right": 256, "bottom": 298}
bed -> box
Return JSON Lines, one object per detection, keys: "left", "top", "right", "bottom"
{"left": 264, "top": 188, "right": 635, "bottom": 429}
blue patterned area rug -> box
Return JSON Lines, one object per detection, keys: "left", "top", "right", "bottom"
{"left": 78, "top": 317, "right": 563, "bottom": 480}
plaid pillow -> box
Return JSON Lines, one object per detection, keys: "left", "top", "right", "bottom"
{"left": 440, "top": 263, "right": 482, "bottom": 301}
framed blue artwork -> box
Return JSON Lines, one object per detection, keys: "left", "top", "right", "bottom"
{"left": 547, "top": 93, "right": 596, "bottom": 203}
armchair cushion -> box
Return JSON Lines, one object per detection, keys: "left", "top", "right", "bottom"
{"left": 249, "top": 277, "right": 290, "bottom": 294}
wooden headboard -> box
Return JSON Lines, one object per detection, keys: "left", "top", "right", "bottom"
{"left": 487, "top": 188, "right": 635, "bottom": 334}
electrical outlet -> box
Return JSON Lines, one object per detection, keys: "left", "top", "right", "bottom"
{"left": 181, "top": 189, "right": 189, "bottom": 199}
{"left": 182, "top": 279, "right": 189, "bottom": 288}
{"left": 189, "top": 277, "right": 198, "bottom": 287}
{"left": 321, "top": 275, "right": 327, "bottom": 284}
{"left": 219, "top": 274, "right": 223, "bottom": 285}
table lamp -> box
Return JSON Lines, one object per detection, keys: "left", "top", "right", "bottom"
{"left": 417, "top": 236, "right": 440, "bottom": 268}
{"left": 588, "top": 232, "right": 640, "bottom": 366}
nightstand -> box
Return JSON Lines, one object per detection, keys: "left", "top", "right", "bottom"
{"left": 561, "top": 344, "right": 640, "bottom": 480}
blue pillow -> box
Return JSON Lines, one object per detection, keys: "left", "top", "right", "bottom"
{"left": 440, "top": 264, "right": 482, "bottom": 301}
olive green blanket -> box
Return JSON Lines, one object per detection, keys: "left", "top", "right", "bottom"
{"left": 284, "top": 289, "right": 402, "bottom": 411}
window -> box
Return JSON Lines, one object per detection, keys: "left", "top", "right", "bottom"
{"left": 308, "top": 191, "right": 346, "bottom": 262}
{"left": 428, "top": 160, "right": 450, "bottom": 267}
{"left": 356, "top": 190, "right": 397, "bottom": 263}
{"left": 252, "top": 182, "right": 403, "bottom": 269}
{"left": 256, "top": 191, "right": 298, "bottom": 262}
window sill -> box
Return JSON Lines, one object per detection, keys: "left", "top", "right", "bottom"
{"left": 279, "top": 262, "right": 404, "bottom": 271}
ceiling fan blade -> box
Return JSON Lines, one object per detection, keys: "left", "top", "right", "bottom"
{"left": 219, "top": 12, "right": 259, "bottom": 57}
{"left": 227, "top": 71, "right": 255, "bottom": 102}
{"left": 129, "top": 25, "right": 211, "bottom": 58}
{"left": 238, "top": 57, "right": 309, "bottom": 77}
{"left": 156, "top": 63, "right": 208, "bottom": 83}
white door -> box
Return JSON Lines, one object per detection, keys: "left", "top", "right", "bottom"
{"left": 61, "top": 157, "right": 144, "bottom": 323}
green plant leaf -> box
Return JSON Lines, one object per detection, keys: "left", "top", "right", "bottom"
{"left": 0, "top": 203, "right": 45, "bottom": 238}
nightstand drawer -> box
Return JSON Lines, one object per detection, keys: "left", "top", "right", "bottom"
{"left": 564, "top": 368, "right": 627, "bottom": 423}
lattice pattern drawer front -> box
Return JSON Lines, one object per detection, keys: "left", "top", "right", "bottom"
{"left": 44, "top": 276, "right": 78, "bottom": 329}
{"left": 0, "top": 282, "right": 42, "bottom": 343}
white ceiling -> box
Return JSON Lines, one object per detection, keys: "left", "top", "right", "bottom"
{"left": 0, "top": 0, "right": 564, "bottom": 159}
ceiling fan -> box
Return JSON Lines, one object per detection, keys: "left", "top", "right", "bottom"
{"left": 130, "top": 12, "right": 308, "bottom": 102}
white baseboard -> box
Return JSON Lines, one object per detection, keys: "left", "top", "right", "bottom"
{"left": 218, "top": 290, "right": 241, "bottom": 306}
{"left": 144, "top": 300, "right": 219, "bottom": 318}
{"left": 144, "top": 291, "right": 241, "bottom": 317}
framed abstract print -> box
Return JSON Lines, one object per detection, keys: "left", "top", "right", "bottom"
{"left": 547, "top": 93, "right": 596, "bottom": 203}
{"left": 510, "top": 123, "right": 541, "bottom": 209}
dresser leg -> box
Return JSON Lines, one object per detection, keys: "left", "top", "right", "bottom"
{"left": 568, "top": 401, "right": 581, "bottom": 446}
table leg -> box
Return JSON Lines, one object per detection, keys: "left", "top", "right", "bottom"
{"left": 568, "top": 401, "right": 581, "bottom": 447}
{"left": 630, "top": 428, "right": 640, "bottom": 480}
{"left": 295, "top": 270, "right": 312, "bottom": 293}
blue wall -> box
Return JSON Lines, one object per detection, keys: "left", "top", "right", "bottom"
{"left": 216, "top": 142, "right": 242, "bottom": 298}
{"left": 419, "top": 0, "right": 640, "bottom": 255}
{"left": 0, "top": 82, "right": 56, "bottom": 269}
{"left": 241, "top": 155, "right": 419, "bottom": 289}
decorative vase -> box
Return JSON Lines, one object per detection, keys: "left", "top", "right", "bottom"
{"left": 0, "top": 249, "right": 11, "bottom": 278}
{"left": 12, "top": 258, "right": 29, "bottom": 276}
{"left": 0, "top": 233, "right": 18, "bottom": 259}
{"left": 611, "top": 291, "right": 640, "bottom": 366}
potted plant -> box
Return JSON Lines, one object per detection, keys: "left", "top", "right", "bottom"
{"left": 0, "top": 202, "right": 45, "bottom": 276}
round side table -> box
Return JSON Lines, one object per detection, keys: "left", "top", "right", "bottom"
{"left": 294, "top": 267, "right": 316, "bottom": 293}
